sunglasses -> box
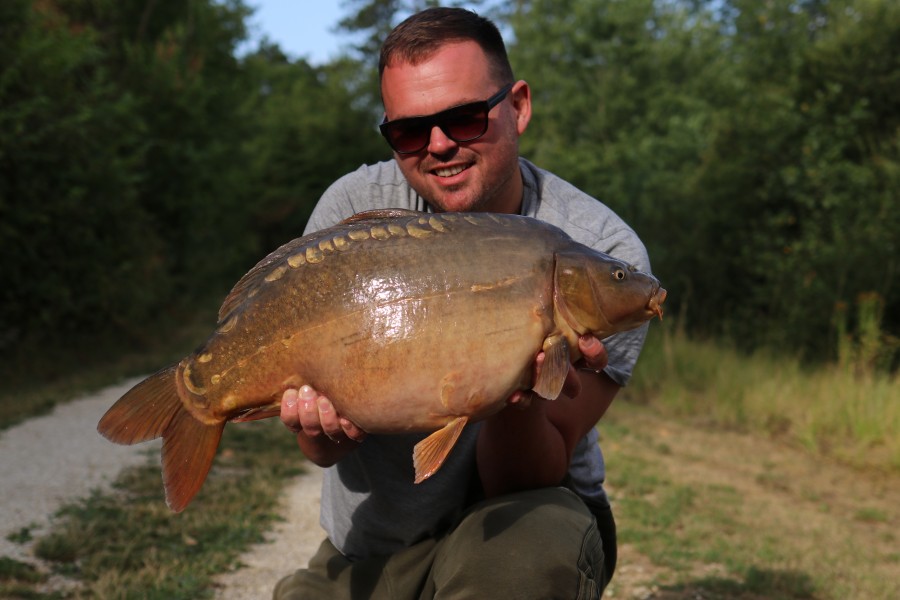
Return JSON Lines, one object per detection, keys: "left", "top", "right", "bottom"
{"left": 379, "top": 83, "right": 514, "bottom": 154}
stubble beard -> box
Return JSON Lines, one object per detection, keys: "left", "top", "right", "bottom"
{"left": 418, "top": 153, "right": 519, "bottom": 214}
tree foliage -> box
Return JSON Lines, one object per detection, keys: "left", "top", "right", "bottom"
{"left": 507, "top": 0, "right": 899, "bottom": 364}
{"left": 0, "top": 0, "right": 385, "bottom": 361}
{"left": 1, "top": 0, "right": 897, "bottom": 372}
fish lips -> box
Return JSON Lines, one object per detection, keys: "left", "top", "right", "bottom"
{"left": 649, "top": 285, "right": 667, "bottom": 320}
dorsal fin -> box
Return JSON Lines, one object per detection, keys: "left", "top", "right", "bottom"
{"left": 340, "top": 208, "right": 423, "bottom": 224}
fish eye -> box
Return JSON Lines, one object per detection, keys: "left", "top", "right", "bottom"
{"left": 613, "top": 268, "right": 626, "bottom": 280}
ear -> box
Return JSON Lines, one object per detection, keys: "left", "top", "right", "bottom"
{"left": 510, "top": 80, "right": 532, "bottom": 135}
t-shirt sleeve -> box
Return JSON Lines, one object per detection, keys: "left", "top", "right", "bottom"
{"left": 303, "top": 170, "right": 364, "bottom": 234}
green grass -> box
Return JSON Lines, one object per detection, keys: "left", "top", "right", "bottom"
{"left": 6, "top": 419, "right": 303, "bottom": 599}
{"left": 628, "top": 320, "right": 900, "bottom": 472}
{"left": 3, "top": 310, "right": 897, "bottom": 598}
{"left": 601, "top": 403, "right": 900, "bottom": 599}
{"left": 609, "top": 451, "right": 818, "bottom": 598}
{"left": 0, "top": 556, "right": 50, "bottom": 597}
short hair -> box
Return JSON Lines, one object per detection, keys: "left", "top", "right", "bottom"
{"left": 379, "top": 7, "right": 514, "bottom": 85}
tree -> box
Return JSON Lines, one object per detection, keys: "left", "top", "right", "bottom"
{"left": 240, "top": 44, "right": 388, "bottom": 252}
{"left": 0, "top": 0, "right": 257, "bottom": 357}
{"left": 506, "top": 0, "right": 899, "bottom": 364}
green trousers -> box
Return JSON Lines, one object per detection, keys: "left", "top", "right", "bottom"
{"left": 273, "top": 487, "right": 616, "bottom": 599}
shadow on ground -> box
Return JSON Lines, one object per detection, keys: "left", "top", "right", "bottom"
{"left": 652, "top": 567, "right": 818, "bottom": 599}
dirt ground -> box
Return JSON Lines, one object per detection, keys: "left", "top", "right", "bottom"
{"left": 600, "top": 402, "right": 900, "bottom": 599}
{"left": 1, "top": 380, "right": 897, "bottom": 599}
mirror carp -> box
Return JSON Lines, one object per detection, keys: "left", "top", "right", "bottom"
{"left": 98, "top": 209, "right": 666, "bottom": 511}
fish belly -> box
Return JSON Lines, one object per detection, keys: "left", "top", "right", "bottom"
{"left": 303, "top": 286, "right": 553, "bottom": 432}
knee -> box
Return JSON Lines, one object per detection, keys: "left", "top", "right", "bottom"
{"left": 432, "top": 488, "right": 607, "bottom": 598}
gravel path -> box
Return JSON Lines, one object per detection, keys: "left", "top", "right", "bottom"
{"left": 214, "top": 468, "right": 324, "bottom": 599}
{"left": 0, "top": 378, "right": 323, "bottom": 599}
{"left": 0, "top": 379, "right": 668, "bottom": 599}
{"left": 0, "top": 377, "right": 155, "bottom": 563}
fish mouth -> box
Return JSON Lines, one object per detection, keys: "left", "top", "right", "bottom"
{"left": 648, "top": 285, "right": 667, "bottom": 320}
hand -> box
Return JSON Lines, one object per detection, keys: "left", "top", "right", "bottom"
{"left": 577, "top": 334, "right": 609, "bottom": 372}
{"left": 567, "top": 334, "right": 609, "bottom": 396}
{"left": 480, "top": 335, "right": 616, "bottom": 496}
{"left": 506, "top": 335, "right": 609, "bottom": 408}
{"left": 280, "top": 385, "right": 367, "bottom": 443}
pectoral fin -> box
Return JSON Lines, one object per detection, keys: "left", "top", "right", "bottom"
{"left": 533, "top": 334, "right": 569, "bottom": 400}
{"left": 413, "top": 416, "right": 468, "bottom": 484}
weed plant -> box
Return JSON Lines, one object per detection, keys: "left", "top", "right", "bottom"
{"left": 629, "top": 313, "right": 900, "bottom": 472}
{"left": 14, "top": 419, "right": 302, "bottom": 599}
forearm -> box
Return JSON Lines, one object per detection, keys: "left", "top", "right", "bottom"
{"left": 477, "top": 400, "right": 569, "bottom": 498}
{"left": 477, "top": 369, "right": 620, "bottom": 498}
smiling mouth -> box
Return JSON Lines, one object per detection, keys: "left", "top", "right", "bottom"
{"left": 434, "top": 165, "right": 467, "bottom": 178}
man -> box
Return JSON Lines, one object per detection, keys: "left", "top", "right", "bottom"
{"left": 275, "top": 7, "right": 651, "bottom": 599}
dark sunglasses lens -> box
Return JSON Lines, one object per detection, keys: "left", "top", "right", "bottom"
{"left": 383, "top": 104, "right": 489, "bottom": 153}
{"left": 383, "top": 120, "right": 428, "bottom": 153}
{"left": 441, "top": 106, "right": 489, "bottom": 142}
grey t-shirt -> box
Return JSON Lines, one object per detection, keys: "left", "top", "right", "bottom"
{"left": 304, "top": 157, "right": 650, "bottom": 560}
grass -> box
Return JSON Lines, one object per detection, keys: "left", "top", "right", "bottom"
{"left": 0, "top": 291, "right": 306, "bottom": 598}
{"left": 2, "top": 308, "right": 898, "bottom": 598}
{"left": 0, "top": 556, "right": 53, "bottom": 599}
{"left": 2, "top": 419, "right": 303, "bottom": 599}
{"left": 600, "top": 403, "right": 900, "bottom": 599}
{"left": 628, "top": 319, "right": 900, "bottom": 473}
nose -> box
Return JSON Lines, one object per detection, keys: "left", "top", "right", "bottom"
{"left": 426, "top": 125, "right": 458, "bottom": 155}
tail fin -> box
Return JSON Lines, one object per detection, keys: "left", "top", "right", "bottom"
{"left": 98, "top": 365, "right": 182, "bottom": 444}
{"left": 97, "top": 364, "right": 224, "bottom": 512}
{"left": 161, "top": 405, "right": 223, "bottom": 512}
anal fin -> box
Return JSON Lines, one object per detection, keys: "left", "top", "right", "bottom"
{"left": 231, "top": 402, "right": 281, "bottom": 422}
{"left": 532, "top": 334, "right": 569, "bottom": 400}
{"left": 413, "top": 416, "right": 468, "bottom": 484}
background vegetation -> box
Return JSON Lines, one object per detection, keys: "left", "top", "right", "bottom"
{"left": 1, "top": 0, "right": 897, "bottom": 394}
{"left": 1, "top": 2, "right": 898, "bottom": 597}
{"left": 2, "top": 0, "right": 896, "bottom": 379}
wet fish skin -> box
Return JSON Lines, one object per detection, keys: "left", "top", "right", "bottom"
{"left": 98, "top": 209, "right": 665, "bottom": 511}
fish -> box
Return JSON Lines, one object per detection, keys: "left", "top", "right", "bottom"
{"left": 98, "top": 209, "right": 666, "bottom": 512}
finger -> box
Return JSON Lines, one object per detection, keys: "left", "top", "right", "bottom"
{"left": 505, "top": 351, "right": 546, "bottom": 410}
{"left": 533, "top": 350, "right": 545, "bottom": 371}
{"left": 315, "top": 395, "right": 345, "bottom": 441}
{"left": 339, "top": 417, "right": 367, "bottom": 442}
{"left": 578, "top": 335, "right": 609, "bottom": 371}
{"left": 531, "top": 350, "right": 545, "bottom": 387}
{"left": 507, "top": 389, "right": 532, "bottom": 410}
{"left": 297, "top": 385, "right": 324, "bottom": 436}
{"left": 281, "top": 388, "right": 301, "bottom": 432}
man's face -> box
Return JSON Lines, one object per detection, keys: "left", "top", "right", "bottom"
{"left": 380, "top": 41, "right": 531, "bottom": 214}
